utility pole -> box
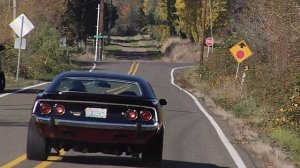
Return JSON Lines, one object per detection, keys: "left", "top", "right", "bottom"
{"left": 199, "top": 0, "right": 208, "bottom": 64}
{"left": 108, "top": 0, "right": 112, "bottom": 44}
{"left": 13, "top": 0, "right": 17, "bottom": 19}
{"left": 13, "top": 0, "right": 17, "bottom": 39}
{"left": 99, "top": 0, "right": 104, "bottom": 61}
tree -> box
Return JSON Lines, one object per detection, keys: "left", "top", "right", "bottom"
{"left": 142, "top": 0, "right": 177, "bottom": 40}
{"left": 58, "top": 0, "right": 118, "bottom": 45}
{"left": 142, "top": 0, "right": 228, "bottom": 41}
{"left": 112, "top": 0, "right": 146, "bottom": 35}
{"left": 158, "top": 0, "right": 177, "bottom": 36}
{"left": 175, "top": 0, "right": 228, "bottom": 42}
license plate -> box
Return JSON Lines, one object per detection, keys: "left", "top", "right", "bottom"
{"left": 85, "top": 108, "right": 107, "bottom": 119}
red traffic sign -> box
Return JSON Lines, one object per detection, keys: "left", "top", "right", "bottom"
{"left": 205, "top": 37, "right": 214, "bottom": 47}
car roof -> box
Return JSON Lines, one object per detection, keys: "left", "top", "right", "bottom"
{"left": 46, "top": 71, "right": 157, "bottom": 99}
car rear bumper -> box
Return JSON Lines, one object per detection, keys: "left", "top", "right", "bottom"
{"left": 34, "top": 115, "right": 159, "bottom": 131}
{"left": 33, "top": 115, "right": 160, "bottom": 144}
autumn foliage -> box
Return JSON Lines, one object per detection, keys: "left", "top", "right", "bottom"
{"left": 0, "top": 0, "right": 118, "bottom": 80}
{"left": 275, "top": 95, "right": 300, "bottom": 133}
{"left": 142, "top": 0, "right": 228, "bottom": 41}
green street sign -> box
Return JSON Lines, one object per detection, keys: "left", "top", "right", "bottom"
{"left": 94, "top": 35, "right": 109, "bottom": 39}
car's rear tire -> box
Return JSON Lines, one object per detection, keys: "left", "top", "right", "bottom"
{"left": 142, "top": 129, "right": 164, "bottom": 167}
{"left": 0, "top": 72, "right": 5, "bottom": 93}
{"left": 27, "top": 117, "right": 50, "bottom": 161}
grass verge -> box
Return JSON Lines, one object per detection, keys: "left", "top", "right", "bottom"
{"left": 106, "top": 35, "right": 162, "bottom": 60}
{"left": 5, "top": 76, "right": 42, "bottom": 88}
{"left": 271, "top": 129, "right": 300, "bottom": 161}
{"left": 178, "top": 46, "right": 300, "bottom": 165}
{"left": 103, "top": 44, "right": 122, "bottom": 58}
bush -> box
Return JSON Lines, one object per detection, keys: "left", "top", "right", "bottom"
{"left": 274, "top": 93, "right": 300, "bottom": 134}
{"left": 2, "top": 50, "right": 18, "bottom": 77}
{"left": 21, "top": 23, "right": 77, "bottom": 80}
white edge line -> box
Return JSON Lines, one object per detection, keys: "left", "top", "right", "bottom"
{"left": 89, "top": 63, "right": 97, "bottom": 72}
{"left": 0, "top": 63, "right": 97, "bottom": 98}
{"left": 0, "top": 82, "right": 50, "bottom": 98}
{"left": 171, "top": 66, "right": 246, "bottom": 168}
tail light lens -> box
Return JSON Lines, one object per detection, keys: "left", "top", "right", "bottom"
{"left": 141, "top": 111, "right": 152, "bottom": 121}
{"left": 126, "top": 109, "right": 138, "bottom": 120}
{"left": 54, "top": 104, "right": 65, "bottom": 115}
{"left": 39, "top": 103, "right": 51, "bottom": 114}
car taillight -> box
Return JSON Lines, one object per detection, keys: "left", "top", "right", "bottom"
{"left": 39, "top": 103, "right": 51, "bottom": 114}
{"left": 54, "top": 104, "right": 65, "bottom": 115}
{"left": 141, "top": 111, "right": 152, "bottom": 121}
{"left": 127, "top": 109, "right": 138, "bottom": 120}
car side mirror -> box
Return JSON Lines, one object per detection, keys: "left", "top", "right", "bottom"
{"left": 159, "top": 99, "right": 167, "bottom": 106}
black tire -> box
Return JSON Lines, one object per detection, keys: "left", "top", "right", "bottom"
{"left": 27, "top": 117, "right": 50, "bottom": 161}
{"left": 142, "top": 129, "right": 164, "bottom": 167}
{"left": 0, "top": 72, "right": 5, "bottom": 93}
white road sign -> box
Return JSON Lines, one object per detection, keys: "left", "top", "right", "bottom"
{"left": 14, "top": 38, "right": 26, "bottom": 50}
{"left": 59, "top": 37, "right": 67, "bottom": 48}
{"left": 10, "top": 14, "right": 34, "bottom": 37}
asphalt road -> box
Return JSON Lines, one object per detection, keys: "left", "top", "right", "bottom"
{"left": 0, "top": 61, "right": 260, "bottom": 168}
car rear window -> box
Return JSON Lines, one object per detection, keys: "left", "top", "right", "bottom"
{"left": 56, "top": 77, "right": 143, "bottom": 97}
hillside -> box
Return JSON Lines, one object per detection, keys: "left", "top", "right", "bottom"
{"left": 162, "top": 0, "right": 300, "bottom": 166}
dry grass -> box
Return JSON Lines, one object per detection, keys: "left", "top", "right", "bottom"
{"left": 177, "top": 69, "right": 297, "bottom": 167}
{"left": 169, "top": 31, "right": 299, "bottom": 164}
{"left": 161, "top": 37, "right": 200, "bottom": 62}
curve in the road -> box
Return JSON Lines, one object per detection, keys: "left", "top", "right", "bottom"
{"left": 171, "top": 66, "right": 247, "bottom": 168}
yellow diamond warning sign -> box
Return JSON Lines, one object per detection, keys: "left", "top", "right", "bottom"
{"left": 229, "top": 40, "right": 253, "bottom": 63}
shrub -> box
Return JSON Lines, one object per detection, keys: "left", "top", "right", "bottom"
{"left": 22, "top": 23, "right": 77, "bottom": 80}
{"left": 274, "top": 93, "right": 300, "bottom": 134}
{"left": 2, "top": 50, "right": 18, "bottom": 77}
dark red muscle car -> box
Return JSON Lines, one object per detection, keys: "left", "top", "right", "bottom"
{"left": 26, "top": 71, "right": 167, "bottom": 166}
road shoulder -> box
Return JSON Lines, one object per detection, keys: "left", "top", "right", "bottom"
{"left": 173, "top": 67, "right": 296, "bottom": 168}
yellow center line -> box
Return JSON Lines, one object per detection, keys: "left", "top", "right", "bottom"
{"left": 114, "top": 62, "right": 140, "bottom": 95}
{"left": 105, "top": 62, "right": 139, "bottom": 93}
{"left": 34, "top": 150, "right": 66, "bottom": 168}
{"left": 1, "top": 154, "right": 27, "bottom": 168}
{"left": 127, "top": 62, "right": 136, "bottom": 75}
{"left": 132, "top": 62, "right": 140, "bottom": 76}
{"left": 105, "top": 84, "right": 129, "bottom": 93}
{"left": 114, "top": 85, "right": 132, "bottom": 94}
{"left": 0, "top": 62, "right": 141, "bottom": 168}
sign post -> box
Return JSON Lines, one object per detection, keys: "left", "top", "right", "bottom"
{"left": 95, "top": 4, "right": 100, "bottom": 62}
{"left": 10, "top": 14, "right": 34, "bottom": 82}
{"left": 59, "top": 37, "right": 67, "bottom": 48}
{"left": 16, "top": 15, "right": 24, "bottom": 82}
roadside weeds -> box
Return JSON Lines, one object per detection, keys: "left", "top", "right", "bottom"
{"left": 175, "top": 69, "right": 297, "bottom": 168}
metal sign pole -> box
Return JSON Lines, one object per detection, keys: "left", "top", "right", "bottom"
{"left": 207, "top": 47, "right": 210, "bottom": 58}
{"left": 99, "top": 0, "right": 104, "bottom": 61}
{"left": 95, "top": 4, "right": 100, "bottom": 62}
{"left": 16, "top": 15, "right": 24, "bottom": 82}
{"left": 209, "top": 0, "right": 213, "bottom": 52}
{"left": 235, "top": 63, "right": 240, "bottom": 80}
{"left": 240, "top": 72, "right": 246, "bottom": 90}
